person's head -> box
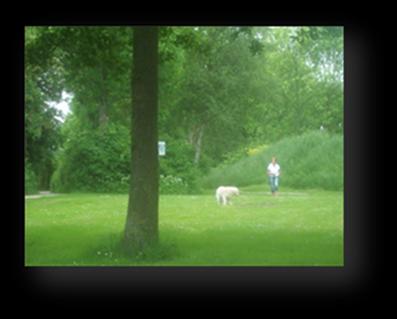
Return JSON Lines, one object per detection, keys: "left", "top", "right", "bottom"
{"left": 271, "top": 156, "right": 277, "bottom": 164}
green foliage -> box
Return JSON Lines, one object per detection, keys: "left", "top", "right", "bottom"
{"left": 51, "top": 119, "right": 130, "bottom": 193}
{"left": 25, "top": 76, "right": 63, "bottom": 189}
{"left": 25, "top": 160, "right": 38, "bottom": 195}
{"left": 158, "top": 26, "right": 343, "bottom": 169}
{"left": 25, "top": 27, "right": 66, "bottom": 189}
{"left": 199, "top": 131, "right": 343, "bottom": 191}
{"left": 220, "top": 147, "right": 251, "bottom": 166}
{"left": 160, "top": 175, "right": 188, "bottom": 194}
{"left": 159, "top": 138, "right": 201, "bottom": 194}
{"left": 294, "top": 26, "right": 343, "bottom": 82}
{"left": 165, "top": 27, "right": 265, "bottom": 164}
{"left": 26, "top": 26, "right": 343, "bottom": 194}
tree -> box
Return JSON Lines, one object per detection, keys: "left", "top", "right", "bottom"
{"left": 123, "top": 27, "right": 159, "bottom": 253}
{"left": 55, "top": 27, "right": 133, "bottom": 129}
{"left": 168, "top": 27, "right": 264, "bottom": 165}
{"left": 25, "top": 27, "right": 64, "bottom": 190}
{"left": 242, "top": 27, "right": 343, "bottom": 142}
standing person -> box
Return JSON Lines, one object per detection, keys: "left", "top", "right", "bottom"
{"left": 267, "top": 156, "right": 281, "bottom": 196}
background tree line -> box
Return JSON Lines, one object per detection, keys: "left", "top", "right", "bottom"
{"left": 25, "top": 26, "right": 343, "bottom": 194}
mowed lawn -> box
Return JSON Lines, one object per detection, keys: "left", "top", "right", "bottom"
{"left": 25, "top": 186, "right": 343, "bottom": 266}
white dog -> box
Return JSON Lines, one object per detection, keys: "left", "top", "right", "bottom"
{"left": 215, "top": 186, "right": 240, "bottom": 205}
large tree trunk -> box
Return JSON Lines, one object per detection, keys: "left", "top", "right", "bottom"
{"left": 123, "top": 27, "right": 159, "bottom": 253}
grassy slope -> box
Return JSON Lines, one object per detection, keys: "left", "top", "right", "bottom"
{"left": 199, "top": 131, "right": 343, "bottom": 191}
{"left": 25, "top": 186, "right": 343, "bottom": 266}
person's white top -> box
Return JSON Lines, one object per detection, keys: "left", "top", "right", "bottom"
{"left": 267, "top": 163, "right": 281, "bottom": 176}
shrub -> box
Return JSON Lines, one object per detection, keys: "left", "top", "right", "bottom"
{"left": 160, "top": 175, "right": 187, "bottom": 194}
{"left": 51, "top": 123, "right": 206, "bottom": 194}
{"left": 159, "top": 138, "right": 201, "bottom": 194}
{"left": 25, "top": 160, "right": 38, "bottom": 195}
{"left": 50, "top": 122, "right": 131, "bottom": 193}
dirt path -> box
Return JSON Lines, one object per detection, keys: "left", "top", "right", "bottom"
{"left": 25, "top": 191, "right": 60, "bottom": 200}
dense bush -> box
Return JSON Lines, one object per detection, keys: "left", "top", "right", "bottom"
{"left": 25, "top": 160, "right": 38, "bottom": 194}
{"left": 160, "top": 175, "right": 188, "bottom": 194}
{"left": 51, "top": 121, "right": 206, "bottom": 194}
{"left": 199, "top": 130, "right": 343, "bottom": 191}
{"left": 51, "top": 121, "right": 131, "bottom": 193}
{"left": 159, "top": 139, "right": 201, "bottom": 194}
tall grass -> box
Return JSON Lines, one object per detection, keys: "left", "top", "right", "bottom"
{"left": 199, "top": 131, "right": 343, "bottom": 191}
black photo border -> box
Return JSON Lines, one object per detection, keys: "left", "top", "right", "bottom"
{"left": 9, "top": 10, "right": 384, "bottom": 308}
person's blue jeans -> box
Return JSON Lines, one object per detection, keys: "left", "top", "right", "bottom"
{"left": 269, "top": 175, "right": 279, "bottom": 193}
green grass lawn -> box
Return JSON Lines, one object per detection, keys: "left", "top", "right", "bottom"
{"left": 25, "top": 185, "right": 343, "bottom": 266}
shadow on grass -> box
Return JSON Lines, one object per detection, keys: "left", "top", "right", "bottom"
{"left": 87, "top": 232, "right": 181, "bottom": 265}
{"left": 26, "top": 226, "right": 342, "bottom": 266}
{"left": 155, "top": 226, "right": 343, "bottom": 266}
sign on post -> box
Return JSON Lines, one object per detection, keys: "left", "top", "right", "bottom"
{"left": 158, "top": 141, "right": 166, "bottom": 156}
